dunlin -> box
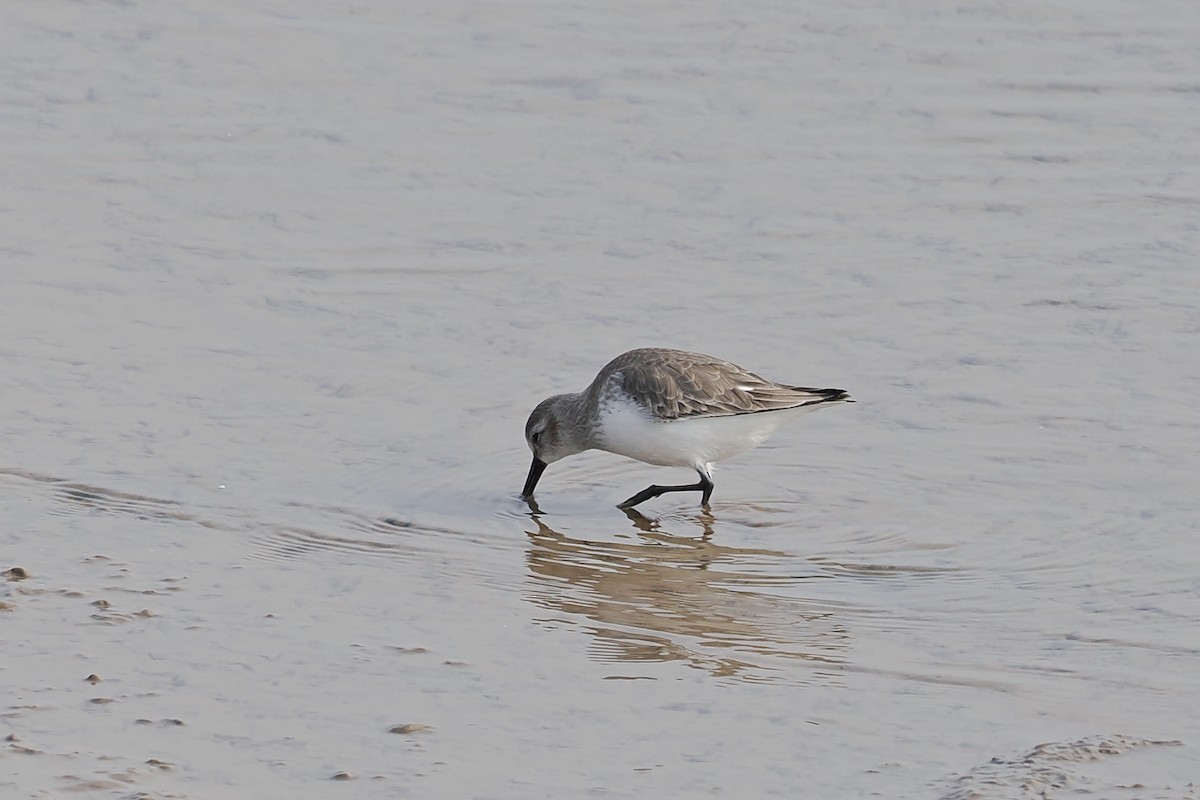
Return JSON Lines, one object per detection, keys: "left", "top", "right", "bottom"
{"left": 521, "top": 348, "right": 852, "bottom": 508}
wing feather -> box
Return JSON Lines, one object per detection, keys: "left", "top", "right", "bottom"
{"left": 595, "top": 348, "right": 848, "bottom": 420}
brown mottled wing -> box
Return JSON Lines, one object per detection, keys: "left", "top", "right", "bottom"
{"left": 603, "top": 348, "right": 847, "bottom": 420}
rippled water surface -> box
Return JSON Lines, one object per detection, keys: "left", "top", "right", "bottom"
{"left": 3, "top": 1, "right": 1199, "bottom": 797}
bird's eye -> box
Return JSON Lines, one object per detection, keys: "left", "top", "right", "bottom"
{"left": 531, "top": 430, "right": 543, "bottom": 444}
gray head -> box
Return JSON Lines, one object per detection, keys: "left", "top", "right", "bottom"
{"left": 521, "top": 394, "right": 588, "bottom": 499}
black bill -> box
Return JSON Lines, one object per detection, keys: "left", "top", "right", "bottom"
{"left": 521, "top": 457, "right": 548, "bottom": 499}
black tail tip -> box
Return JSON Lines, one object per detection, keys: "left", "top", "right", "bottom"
{"left": 809, "top": 387, "right": 853, "bottom": 403}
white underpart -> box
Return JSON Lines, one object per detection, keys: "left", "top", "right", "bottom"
{"left": 595, "top": 391, "right": 821, "bottom": 474}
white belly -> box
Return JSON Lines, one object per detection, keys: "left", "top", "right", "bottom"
{"left": 596, "top": 399, "right": 808, "bottom": 470}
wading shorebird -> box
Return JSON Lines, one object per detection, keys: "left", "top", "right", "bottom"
{"left": 521, "top": 347, "right": 853, "bottom": 508}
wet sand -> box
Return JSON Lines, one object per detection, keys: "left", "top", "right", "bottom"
{"left": 3, "top": 1, "right": 1199, "bottom": 797}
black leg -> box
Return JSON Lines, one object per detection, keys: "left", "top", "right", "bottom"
{"left": 617, "top": 472, "right": 714, "bottom": 509}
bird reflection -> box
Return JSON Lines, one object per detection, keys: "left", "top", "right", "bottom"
{"left": 619, "top": 505, "right": 716, "bottom": 538}
{"left": 523, "top": 511, "right": 853, "bottom": 684}
{"left": 522, "top": 495, "right": 545, "bottom": 517}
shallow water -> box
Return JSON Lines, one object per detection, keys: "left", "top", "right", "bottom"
{"left": 3, "top": 1, "right": 1200, "bottom": 797}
